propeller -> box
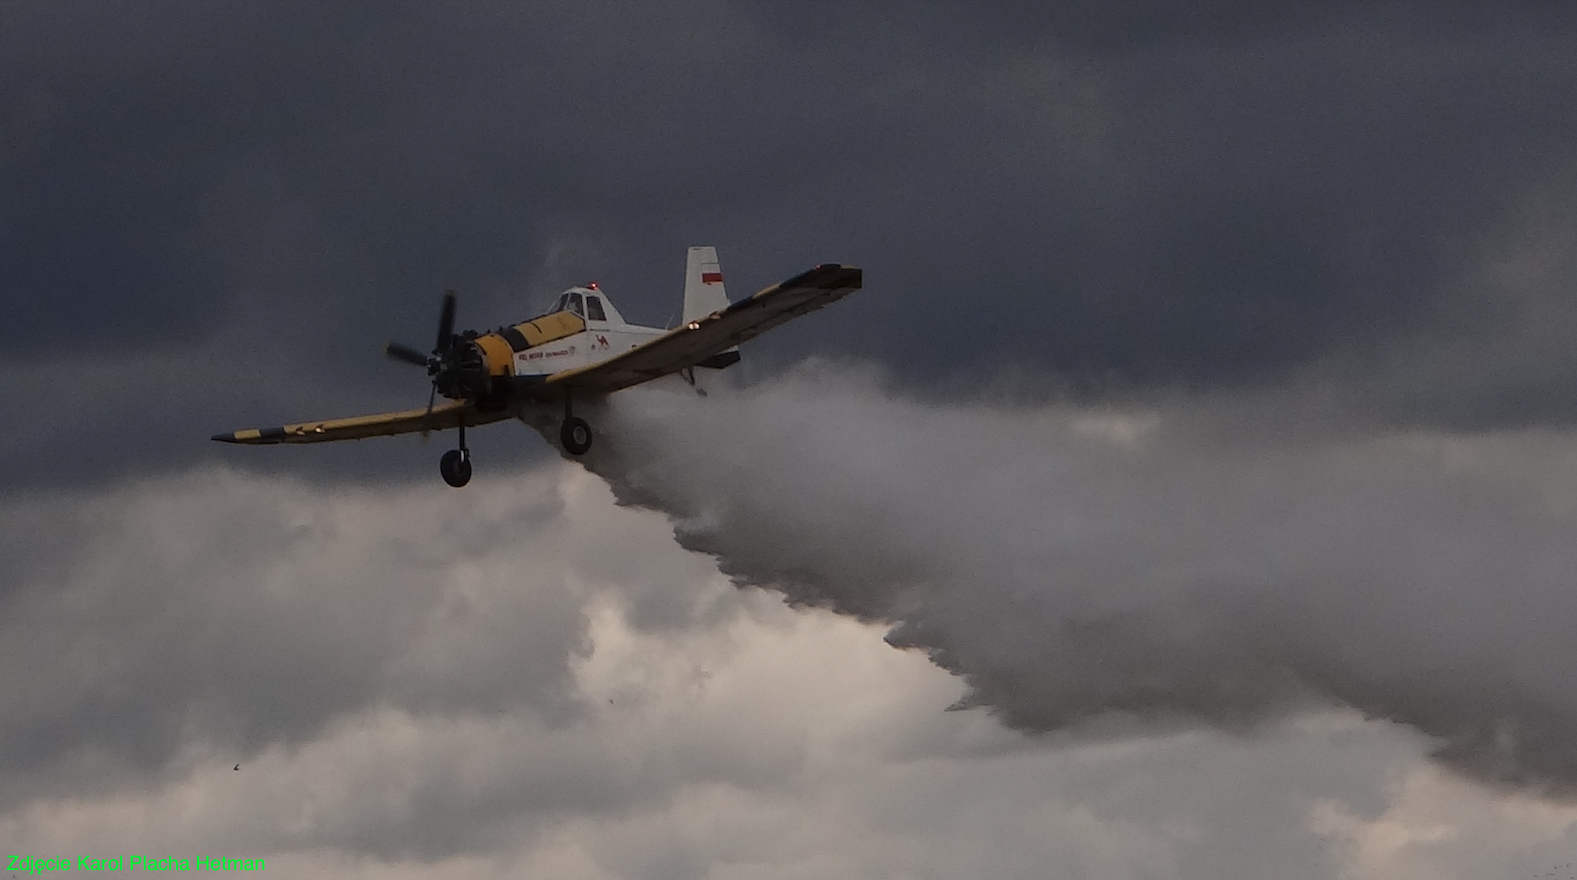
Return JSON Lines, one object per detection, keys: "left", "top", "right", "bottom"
{"left": 436, "top": 289, "right": 456, "bottom": 352}
{"left": 385, "top": 289, "right": 459, "bottom": 373}
{"left": 384, "top": 290, "right": 475, "bottom": 432}
{"left": 385, "top": 341, "right": 429, "bottom": 368}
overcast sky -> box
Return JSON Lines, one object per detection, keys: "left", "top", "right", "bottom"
{"left": 6, "top": 2, "right": 1577, "bottom": 878}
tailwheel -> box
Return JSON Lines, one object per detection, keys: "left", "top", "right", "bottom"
{"left": 439, "top": 448, "right": 472, "bottom": 488}
{"left": 560, "top": 416, "right": 592, "bottom": 455}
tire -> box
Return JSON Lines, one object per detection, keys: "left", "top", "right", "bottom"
{"left": 439, "top": 448, "right": 472, "bottom": 487}
{"left": 560, "top": 416, "right": 593, "bottom": 455}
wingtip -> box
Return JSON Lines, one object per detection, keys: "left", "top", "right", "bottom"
{"left": 211, "top": 432, "right": 236, "bottom": 443}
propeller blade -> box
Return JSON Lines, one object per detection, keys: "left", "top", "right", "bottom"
{"left": 385, "top": 341, "right": 430, "bottom": 367}
{"left": 436, "top": 290, "right": 457, "bottom": 352}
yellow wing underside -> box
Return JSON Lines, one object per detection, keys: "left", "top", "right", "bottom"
{"left": 211, "top": 399, "right": 513, "bottom": 445}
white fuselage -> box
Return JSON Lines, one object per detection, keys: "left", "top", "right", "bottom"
{"left": 512, "top": 286, "right": 666, "bottom": 378}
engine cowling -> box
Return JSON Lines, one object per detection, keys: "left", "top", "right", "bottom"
{"left": 433, "top": 338, "right": 490, "bottom": 400}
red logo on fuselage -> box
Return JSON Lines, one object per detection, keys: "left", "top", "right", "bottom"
{"left": 701, "top": 272, "right": 723, "bottom": 284}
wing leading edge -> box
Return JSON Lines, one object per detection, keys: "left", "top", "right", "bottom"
{"left": 540, "top": 263, "right": 862, "bottom": 395}
{"left": 211, "top": 399, "right": 512, "bottom": 445}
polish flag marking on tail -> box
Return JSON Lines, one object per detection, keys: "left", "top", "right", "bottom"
{"left": 685, "top": 246, "right": 731, "bottom": 324}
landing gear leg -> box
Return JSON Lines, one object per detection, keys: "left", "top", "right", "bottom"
{"left": 440, "top": 418, "right": 472, "bottom": 487}
{"left": 680, "top": 365, "right": 708, "bottom": 397}
{"left": 560, "top": 388, "right": 593, "bottom": 455}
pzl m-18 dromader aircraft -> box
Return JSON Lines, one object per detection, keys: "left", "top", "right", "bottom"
{"left": 212, "top": 247, "right": 862, "bottom": 487}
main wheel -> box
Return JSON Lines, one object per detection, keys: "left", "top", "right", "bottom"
{"left": 560, "top": 416, "right": 593, "bottom": 455}
{"left": 439, "top": 448, "right": 472, "bottom": 487}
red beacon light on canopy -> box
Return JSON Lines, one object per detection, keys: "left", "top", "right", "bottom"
{"left": 587, "top": 282, "right": 599, "bottom": 290}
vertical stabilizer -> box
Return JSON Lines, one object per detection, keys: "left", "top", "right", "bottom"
{"left": 683, "top": 246, "right": 730, "bottom": 325}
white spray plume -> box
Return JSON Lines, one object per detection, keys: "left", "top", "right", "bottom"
{"left": 549, "top": 360, "right": 1577, "bottom": 797}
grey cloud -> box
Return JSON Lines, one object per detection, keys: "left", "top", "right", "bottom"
{"left": 0, "top": 458, "right": 866, "bottom": 862}
{"left": 4, "top": 413, "right": 1576, "bottom": 875}
{"left": 0, "top": 468, "right": 590, "bottom": 809}
{"left": 575, "top": 363, "right": 1577, "bottom": 797}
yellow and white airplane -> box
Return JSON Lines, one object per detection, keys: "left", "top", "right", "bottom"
{"left": 212, "top": 247, "right": 862, "bottom": 487}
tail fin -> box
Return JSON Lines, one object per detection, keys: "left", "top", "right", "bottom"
{"left": 683, "top": 246, "right": 730, "bottom": 324}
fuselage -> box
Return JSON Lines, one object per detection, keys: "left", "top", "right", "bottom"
{"left": 438, "top": 286, "right": 665, "bottom": 403}
{"left": 514, "top": 286, "right": 667, "bottom": 378}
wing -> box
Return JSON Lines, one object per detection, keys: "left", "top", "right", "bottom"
{"left": 211, "top": 399, "right": 512, "bottom": 445}
{"left": 541, "top": 263, "right": 862, "bottom": 395}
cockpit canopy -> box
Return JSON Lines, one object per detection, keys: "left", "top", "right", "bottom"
{"left": 550, "top": 286, "right": 622, "bottom": 324}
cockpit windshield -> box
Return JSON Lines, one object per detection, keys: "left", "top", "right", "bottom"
{"left": 546, "top": 291, "right": 589, "bottom": 319}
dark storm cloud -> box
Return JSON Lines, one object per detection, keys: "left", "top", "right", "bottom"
{"left": 6, "top": 0, "right": 1577, "bottom": 489}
